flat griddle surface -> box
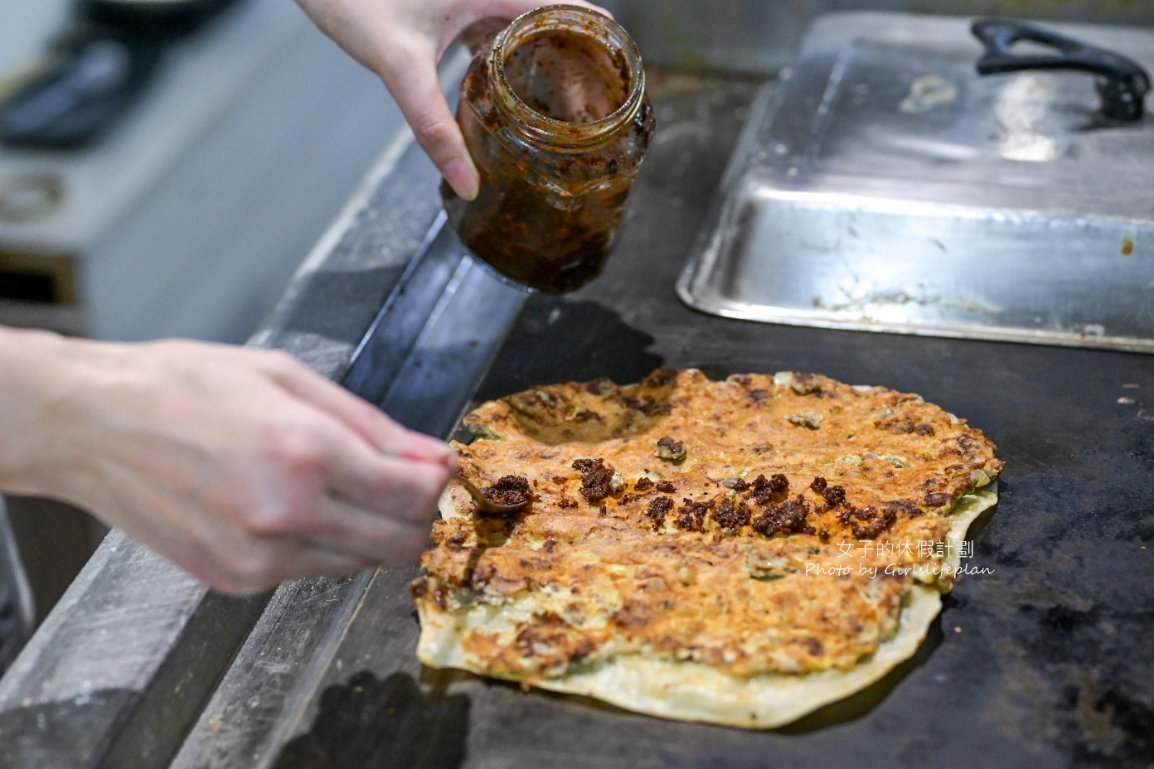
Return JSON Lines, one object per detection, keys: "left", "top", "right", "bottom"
{"left": 272, "top": 73, "right": 1154, "bottom": 769}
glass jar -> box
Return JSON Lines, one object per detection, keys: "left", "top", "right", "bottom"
{"left": 441, "top": 4, "right": 655, "bottom": 293}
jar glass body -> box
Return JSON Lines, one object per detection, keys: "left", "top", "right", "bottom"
{"left": 442, "top": 5, "right": 655, "bottom": 293}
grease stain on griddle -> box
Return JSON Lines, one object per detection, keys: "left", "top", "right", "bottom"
{"left": 1072, "top": 687, "right": 1154, "bottom": 767}
{"left": 273, "top": 671, "right": 469, "bottom": 769}
{"left": 982, "top": 598, "right": 1154, "bottom": 769}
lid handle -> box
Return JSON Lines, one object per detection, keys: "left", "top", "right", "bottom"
{"left": 971, "top": 18, "right": 1151, "bottom": 121}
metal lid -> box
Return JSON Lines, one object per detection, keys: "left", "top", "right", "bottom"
{"left": 679, "top": 12, "right": 1154, "bottom": 353}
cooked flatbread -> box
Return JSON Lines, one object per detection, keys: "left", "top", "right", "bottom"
{"left": 412, "top": 369, "right": 1003, "bottom": 728}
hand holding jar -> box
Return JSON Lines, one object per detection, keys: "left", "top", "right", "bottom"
{"left": 294, "top": 0, "right": 612, "bottom": 202}
{"left": 443, "top": 5, "right": 656, "bottom": 293}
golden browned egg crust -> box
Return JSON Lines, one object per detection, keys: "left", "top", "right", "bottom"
{"left": 414, "top": 369, "right": 1002, "bottom": 686}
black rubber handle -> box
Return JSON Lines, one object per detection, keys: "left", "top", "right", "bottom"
{"left": 972, "top": 18, "right": 1151, "bottom": 121}
{"left": 0, "top": 0, "right": 247, "bottom": 149}
{"left": 78, "top": 0, "right": 246, "bottom": 42}
{"left": 0, "top": 33, "right": 164, "bottom": 149}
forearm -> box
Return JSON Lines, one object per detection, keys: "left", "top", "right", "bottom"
{"left": 0, "top": 328, "right": 455, "bottom": 594}
{"left": 0, "top": 326, "right": 87, "bottom": 498}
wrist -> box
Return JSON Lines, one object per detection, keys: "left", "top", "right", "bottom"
{"left": 0, "top": 327, "right": 92, "bottom": 496}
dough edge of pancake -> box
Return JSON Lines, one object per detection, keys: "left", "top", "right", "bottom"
{"left": 416, "top": 486, "right": 997, "bottom": 729}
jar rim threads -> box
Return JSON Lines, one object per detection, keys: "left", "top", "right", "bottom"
{"left": 489, "top": 4, "right": 646, "bottom": 150}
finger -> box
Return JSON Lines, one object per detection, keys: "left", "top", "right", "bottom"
{"left": 262, "top": 352, "right": 455, "bottom": 466}
{"left": 378, "top": 42, "right": 479, "bottom": 200}
{"left": 428, "top": 2, "right": 613, "bottom": 198}
{"left": 325, "top": 449, "right": 452, "bottom": 527}
{"left": 457, "top": 17, "right": 509, "bottom": 52}
{"left": 299, "top": 492, "right": 437, "bottom": 564}
{"left": 146, "top": 503, "right": 389, "bottom": 595}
